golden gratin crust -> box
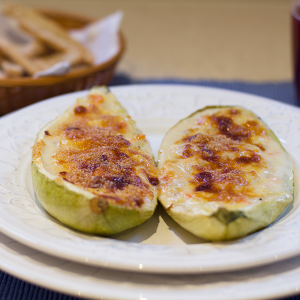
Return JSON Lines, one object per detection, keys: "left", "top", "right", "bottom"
{"left": 33, "top": 93, "right": 158, "bottom": 209}
{"left": 160, "top": 107, "right": 273, "bottom": 205}
{"left": 159, "top": 105, "right": 293, "bottom": 241}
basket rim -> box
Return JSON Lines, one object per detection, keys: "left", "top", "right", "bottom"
{"left": 0, "top": 9, "right": 125, "bottom": 87}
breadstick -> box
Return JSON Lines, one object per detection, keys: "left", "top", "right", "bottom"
{"left": 20, "top": 39, "right": 47, "bottom": 58}
{"left": 1, "top": 3, "right": 94, "bottom": 65}
{"left": 1, "top": 59, "right": 24, "bottom": 77}
{"left": 0, "top": 36, "right": 41, "bottom": 74}
{"left": 32, "top": 51, "right": 82, "bottom": 70}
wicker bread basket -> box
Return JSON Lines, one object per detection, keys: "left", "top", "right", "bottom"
{"left": 0, "top": 10, "right": 125, "bottom": 115}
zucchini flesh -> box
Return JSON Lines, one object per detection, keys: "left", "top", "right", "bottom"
{"left": 32, "top": 87, "right": 158, "bottom": 235}
{"left": 158, "top": 106, "right": 293, "bottom": 241}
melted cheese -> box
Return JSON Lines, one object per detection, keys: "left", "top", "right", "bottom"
{"left": 158, "top": 107, "right": 293, "bottom": 213}
{"left": 35, "top": 88, "right": 158, "bottom": 209}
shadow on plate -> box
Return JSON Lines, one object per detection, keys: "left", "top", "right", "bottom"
{"left": 34, "top": 189, "right": 297, "bottom": 246}
{"left": 157, "top": 203, "right": 208, "bottom": 244}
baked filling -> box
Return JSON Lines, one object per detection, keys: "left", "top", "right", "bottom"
{"left": 33, "top": 91, "right": 158, "bottom": 209}
{"left": 159, "top": 107, "right": 292, "bottom": 211}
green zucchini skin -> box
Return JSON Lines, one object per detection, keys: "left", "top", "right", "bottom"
{"left": 32, "top": 163, "right": 155, "bottom": 235}
{"left": 32, "top": 87, "right": 157, "bottom": 235}
{"left": 158, "top": 105, "right": 293, "bottom": 241}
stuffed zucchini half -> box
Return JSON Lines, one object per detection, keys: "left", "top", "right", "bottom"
{"left": 32, "top": 87, "right": 158, "bottom": 235}
{"left": 158, "top": 106, "right": 293, "bottom": 241}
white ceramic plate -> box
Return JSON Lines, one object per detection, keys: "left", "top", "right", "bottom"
{"left": 0, "top": 230, "right": 299, "bottom": 300}
{"left": 0, "top": 85, "right": 299, "bottom": 274}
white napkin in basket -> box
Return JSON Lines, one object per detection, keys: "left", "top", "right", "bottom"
{"left": 34, "top": 11, "right": 123, "bottom": 78}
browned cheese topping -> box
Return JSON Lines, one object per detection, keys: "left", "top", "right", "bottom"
{"left": 32, "top": 140, "right": 45, "bottom": 160}
{"left": 47, "top": 98, "right": 158, "bottom": 208}
{"left": 174, "top": 108, "right": 267, "bottom": 203}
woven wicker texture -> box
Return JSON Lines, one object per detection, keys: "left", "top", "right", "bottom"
{"left": 0, "top": 10, "right": 125, "bottom": 115}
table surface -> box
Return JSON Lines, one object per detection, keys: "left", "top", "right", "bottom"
{"left": 0, "top": 1, "right": 299, "bottom": 300}
{"left": 12, "top": 0, "right": 293, "bottom": 81}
